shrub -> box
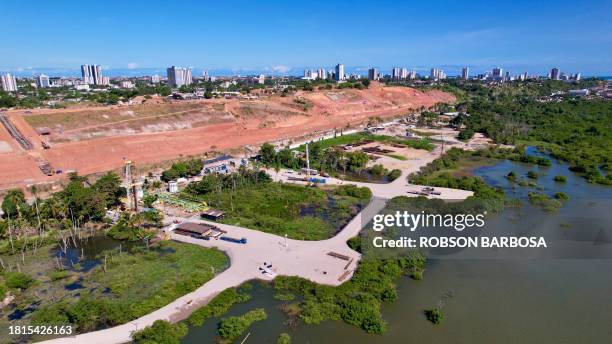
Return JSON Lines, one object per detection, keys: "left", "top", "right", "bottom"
{"left": 425, "top": 308, "right": 444, "bottom": 324}
{"left": 5, "top": 272, "right": 35, "bottom": 290}
{"left": 218, "top": 308, "right": 267, "bottom": 341}
{"left": 527, "top": 171, "right": 539, "bottom": 179}
{"left": 277, "top": 333, "right": 291, "bottom": 344}
{"left": 132, "top": 320, "right": 188, "bottom": 344}
{"left": 553, "top": 175, "right": 567, "bottom": 182}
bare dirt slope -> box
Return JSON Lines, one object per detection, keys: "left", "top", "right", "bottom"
{"left": 0, "top": 83, "right": 454, "bottom": 190}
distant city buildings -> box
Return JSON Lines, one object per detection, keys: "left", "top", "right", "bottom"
{"left": 151, "top": 74, "right": 160, "bottom": 83}
{"left": 430, "top": 68, "right": 446, "bottom": 80}
{"left": 368, "top": 68, "right": 379, "bottom": 81}
{"left": 36, "top": 74, "right": 50, "bottom": 88}
{"left": 119, "top": 80, "right": 134, "bottom": 89}
{"left": 81, "top": 64, "right": 108, "bottom": 85}
{"left": 492, "top": 67, "right": 503, "bottom": 80}
{"left": 461, "top": 67, "right": 469, "bottom": 80}
{"left": 391, "top": 67, "right": 401, "bottom": 80}
{"left": 1, "top": 73, "right": 18, "bottom": 92}
{"left": 167, "top": 66, "right": 193, "bottom": 88}
{"left": 335, "top": 64, "right": 345, "bottom": 81}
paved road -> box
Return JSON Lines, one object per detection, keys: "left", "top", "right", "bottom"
{"left": 37, "top": 144, "right": 473, "bottom": 344}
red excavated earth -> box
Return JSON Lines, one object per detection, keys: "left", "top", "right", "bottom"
{"left": 0, "top": 83, "right": 454, "bottom": 190}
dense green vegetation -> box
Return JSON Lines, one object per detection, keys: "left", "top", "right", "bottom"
{"left": 132, "top": 320, "right": 188, "bottom": 344}
{"left": 187, "top": 287, "right": 252, "bottom": 327}
{"left": 408, "top": 148, "right": 506, "bottom": 213}
{"left": 441, "top": 80, "right": 612, "bottom": 185}
{"left": 272, "top": 251, "right": 425, "bottom": 334}
{"left": 161, "top": 159, "right": 204, "bottom": 182}
{"left": 184, "top": 170, "right": 371, "bottom": 240}
{"left": 107, "top": 211, "right": 163, "bottom": 241}
{"left": 217, "top": 308, "right": 267, "bottom": 343}
{"left": 1, "top": 172, "right": 125, "bottom": 255}
{"left": 30, "top": 241, "right": 228, "bottom": 333}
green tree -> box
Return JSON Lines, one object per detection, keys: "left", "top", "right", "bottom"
{"left": 1, "top": 189, "right": 28, "bottom": 219}
{"left": 259, "top": 143, "right": 277, "bottom": 167}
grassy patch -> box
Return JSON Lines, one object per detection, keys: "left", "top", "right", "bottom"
{"left": 28, "top": 241, "right": 228, "bottom": 335}
{"left": 297, "top": 132, "right": 434, "bottom": 151}
{"left": 188, "top": 182, "right": 371, "bottom": 240}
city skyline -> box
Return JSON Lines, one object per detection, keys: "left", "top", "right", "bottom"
{"left": 1, "top": 0, "right": 611, "bottom": 76}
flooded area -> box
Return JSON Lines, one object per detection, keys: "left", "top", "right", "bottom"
{"left": 182, "top": 147, "right": 612, "bottom": 343}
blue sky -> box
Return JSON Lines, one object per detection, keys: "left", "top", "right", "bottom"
{"left": 1, "top": 0, "right": 611, "bottom": 76}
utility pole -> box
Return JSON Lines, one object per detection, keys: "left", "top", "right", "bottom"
{"left": 306, "top": 143, "right": 310, "bottom": 172}
{"left": 124, "top": 160, "right": 133, "bottom": 210}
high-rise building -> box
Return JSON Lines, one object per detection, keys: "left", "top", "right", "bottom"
{"left": 81, "top": 64, "right": 104, "bottom": 85}
{"left": 550, "top": 67, "right": 560, "bottom": 80}
{"left": 400, "top": 67, "right": 408, "bottom": 79}
{"left": 368, "top": 68, "right": 379, "bottom": 81}
{"left": 430, "top": 68, "right": 445, "bottom": 80}
{"left": 36, "top": 74, "right": 50, "bottom": 88}
{"left": 151, "top": 75, "right": 160, "bottom": 83}
{"left": 166, "top": 66, "right": 193, "bottom": 88}
{"left": 1, "top": 73, "right": 18, "bottom": 92}
{"left": 409, "top": 70, "right": 417, "bottom": 80}
{"left": 461, "top": 67, "right": 469, "bottom": 80}
{"left": 318, "top": 68, "right": 327, "bottom": 79}
{"left": 574, "top": 73, "right": 581, "bottom": 81}
{"left": 492, "top": 67, "right": 503, "bottom": 80}
{"left": 391, "top": 67, "right": 401, "bottom": 80}
{"left": 335, "top": 64, "right": 345, "bottom": 81}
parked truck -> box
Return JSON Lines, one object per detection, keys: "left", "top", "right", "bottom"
{"left": 220, "top": 236, "right": 247, "bottom": 244}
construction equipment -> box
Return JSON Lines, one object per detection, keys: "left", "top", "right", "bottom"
{"left": 37, "top": 159, "right": 54, "bottom": 176}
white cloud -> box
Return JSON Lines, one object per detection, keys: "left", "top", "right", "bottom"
{"left": 127, "top": 62, "right": 139, "bottom": 69}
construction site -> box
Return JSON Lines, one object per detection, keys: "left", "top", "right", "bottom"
{"left": 0, "top": 82, "right": 455, "bottom": 192}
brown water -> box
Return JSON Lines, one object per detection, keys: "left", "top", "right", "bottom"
{"left": 182, "top": 148, "right": 612, "bottom": 343}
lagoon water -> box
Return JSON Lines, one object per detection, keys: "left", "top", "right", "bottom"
{"left": 182, "top": 148, "right": 612, "bottom": 343}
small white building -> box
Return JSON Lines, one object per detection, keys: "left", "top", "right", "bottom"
{"left": 168, "top": 181, "right": 178, "bottom": 193}
{"left": 568, "top": 89, "right": 589, "bottom": 97}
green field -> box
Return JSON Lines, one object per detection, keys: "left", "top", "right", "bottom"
{"left": 296, "top": 132, "right": 434, "bottom": 151}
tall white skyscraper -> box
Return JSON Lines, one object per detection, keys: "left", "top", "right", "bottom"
{"left": 36, "top": 74, "right": 50, "bottom": 88}
{"left": 430, "top": 68, "right": 445, "bottom": 80}
{"left": 391, "top": 67, "right": 401, "bottom": 79}
{"left": 81, "top": 64, "right": 103, "bottom": 85}
{"left": 318, "top": 68, "right": 327, "bottom": 79}
{"left": 400, "top": 67, "right": 408, "bottom": 79}
{"left": 1, "top": 73, "right": 18, "bottom": 92}
{"left": 166, "top": 66, "right": 193, "bottom": 88}
{"left": 151, "top": 75, "right": 160, "bottom": 83}
{"left": 461, "top": 67, "right": 469, "bottom": 80}
{"left": 335, "top": 64, "right": 345, "bottom": 81}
